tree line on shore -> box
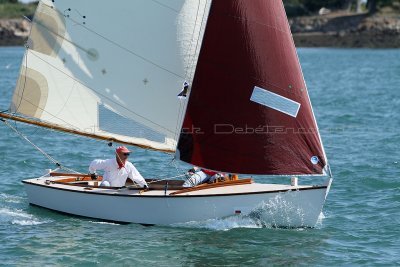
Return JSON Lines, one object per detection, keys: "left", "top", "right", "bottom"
{"left": 0, "top": 0, "right": 398, "bottom": 19}
{"left": 285, "top": 0, "right": 398, "bottom": 16}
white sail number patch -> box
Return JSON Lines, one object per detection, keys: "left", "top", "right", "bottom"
{"left": 250, "top": 86, "right": 301, "bottom": 118}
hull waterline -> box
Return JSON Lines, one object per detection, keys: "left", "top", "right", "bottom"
{"left": 23, "top": 177, "right": 332, "bottom": 227}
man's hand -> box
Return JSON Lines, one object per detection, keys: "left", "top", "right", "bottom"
{"left": 89, "top": 173, "right": 97, "bottom": 180}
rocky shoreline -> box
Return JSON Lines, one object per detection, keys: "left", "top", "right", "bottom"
{"left": 0, "top": 19, "right": 30, "bottom": 46}
{"left": 290, "top": 12, "right": 400, "bottom": 48}
{"left": 1, "top": 13, "right": 400, "bottom": 48}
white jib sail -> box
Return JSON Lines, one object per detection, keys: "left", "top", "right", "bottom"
{"left": 10, "top": 0, "right": 211, "bottom": 152}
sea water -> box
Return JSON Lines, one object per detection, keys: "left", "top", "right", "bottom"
{"left": 0, "top": 47, "right": 399, "bottom": 266}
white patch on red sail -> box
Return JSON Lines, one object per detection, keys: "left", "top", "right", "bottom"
{"left": 250, "top": 86, "right": 301, "bottom": 118}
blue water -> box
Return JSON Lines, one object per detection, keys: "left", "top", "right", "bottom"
{"left": 0, "top": 47, "right": 399, "bottom": 266}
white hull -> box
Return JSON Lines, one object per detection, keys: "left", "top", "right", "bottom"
{"left": 23, "top": 177, "right": 332, "bottom": 227}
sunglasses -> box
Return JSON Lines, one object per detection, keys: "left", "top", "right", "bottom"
{"left": 123, "top": 153, "right": 130, "bottom": 156}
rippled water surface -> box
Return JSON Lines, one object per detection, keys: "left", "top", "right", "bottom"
{"left": 0, "top": 47, "right": 399, "bottom": 266}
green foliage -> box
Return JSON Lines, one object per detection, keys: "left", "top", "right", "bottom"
{"left": 284, "top": 0, "right": 344, "bottom": 11}
{"left": 285, "top": 3, "right": 309, "bottom": 17}
{"left": 0, "top": 0, "right": 18, "bottom": 4}
{"left": 301, "top": 0, "right": 344, "bottom": 11}
{"left": 377, "top": 0, "right": 399, "bottom": 7}
{"left": 0, "top": 2, "right": 36, "bottom": 19}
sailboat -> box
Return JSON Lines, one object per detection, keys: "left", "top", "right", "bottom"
{"left": 0, "top": 0, "right": 332, "bottom": 227}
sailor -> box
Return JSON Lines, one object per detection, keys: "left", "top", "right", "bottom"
{"left": 183, "top": 167, "right": 225, "bottom": 187}
{"left": 89, "top": 146, "right": 148, "bottom": 188}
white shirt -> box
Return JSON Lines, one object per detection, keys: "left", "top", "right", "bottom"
{"left": 89, "top": 158, "right": 147, "bottom": 187}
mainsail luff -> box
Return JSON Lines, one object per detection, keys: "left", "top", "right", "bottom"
{"left": 177, "top": 0, "right": 327, "bottom": 175}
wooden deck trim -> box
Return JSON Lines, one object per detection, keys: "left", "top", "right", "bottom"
{"left": 169, "top": 178, "right": 254, "bottom": 195}
{"left": 49, "top": 173, "right": 103, "bottom": 183}
{"left": 50, "top": 172, "right": 93, "bottom": 177}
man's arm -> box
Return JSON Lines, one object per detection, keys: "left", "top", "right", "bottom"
{"left": 89, "top": 159, "right": 109, "bottom": 174}
{"left": 128, "top": 164, "right": 147, "bottom": 187}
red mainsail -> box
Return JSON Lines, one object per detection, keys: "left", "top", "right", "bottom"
{"left": 177, "top": 0, "right": 327, "bottom": 175}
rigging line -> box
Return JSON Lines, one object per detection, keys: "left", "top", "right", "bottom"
{"left": 149, "top": 0, "right": 179, "bottom": 13}
{"left": 156, "top": 152, "right": 181, "bottom": 175}
{"left": 172, "top": 1, "right": 209, "bottom": 150}
{"left": 29, "top": 7, "right": 183, "bottom": 79}
{"left": 3, "top": 119, "right": 57, "bottom": 164}
{"left": 226, "top": 14, "right": 291, "bottom": 35}
{"left": 14, "top": 48, "right": 29, "bottom": 113}
{"left": 8, "top": 89, "right": 87, "bottom": 138}
{"left": 172, "top": 99, "right": 185, "bottom": 150}
{"left": 186, "top": 0, "right": 209, "bottom": 80}
{"left": 28, "top": 117, "right": 124, "bottom": 151}
{"left": 172, "top": 1, "right": 210, "bottom": 149}
{"left": 57, "top": 164, "right": 81, "bottom": 174}
{"left": 38, "top": 167, "right": 62, "bottom": 179}
{"left": 171, "top": 1, "right": 203, "bottom": 145}
{"left": 3, "top": 111, "right": 135, "bottom": 168}
{"left": 5, "top": 110, "right": 94, "bottom": 152}
{"left": 185, "top": 0, "right": 208, "bottom": 81}
{"left": 30, "top": 19, "right": 92, "bottom": 60}
{"left": 13, "top": 2, "right": 35, "bottom": 117}
{"left": 4, "top": 110, "right": 174, "bottom": 154}
{"left": 38, "top": 167, "right": 61, "bottom": 179}
{"left": 27, "top": 51, "right": 175, "bottom": 135}
{"left": 3, "top": 102, "right": 99, "bottom": 151}
{"left": 278, "top": 2, "right": 328, "bottom": 161}
{"left": 51, "top": 79, "right": 80, "bottom": 128}
{"left": 62, "top": 18, "right": 184, "bottom": 79}
{"left": 147, "top": 173, "right": 187, "bottom": 184}
{"left": 3, "top": 119, "right": 61, "bottom": 169}
{"left": 170, "top": 157, "right": 186, "bottom": 176}
{"left": 27, "top": 50, "right": 176, "bottom": 135}
{"left": 29, "top": 57, "right": 80, "bottom": 137}
{"left": 183, "top": 1, "right": 202, "bottom": 79}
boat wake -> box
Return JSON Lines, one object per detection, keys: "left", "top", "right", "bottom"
{"left": 174, "top": 194, "right": 325, "bottom": 231}
{"left": 89, "top": 221, "right": 122, "bottom": 226}
{"left": 315, "top": 212, "right": 325, "bottom": 228}
{"left": 175, "top": 215, "right": 264, "bottom": 231}
{"left": 248, "top": 194, "right": 306, "bottom": 228}
{"left": 0, "top": 207, "right": 52, "bottom": 226}
{"left": 0, "top": 193, "right": 24, "bottom": 204}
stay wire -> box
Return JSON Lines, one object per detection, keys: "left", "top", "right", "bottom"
{"left": 172, "top": 1, "right": 208, "bottom": 153}
{"left": 2, "top": 119, "right": 80, "bottom": 174}
{"left": 147, "top": 173, "right": 187, "bottom": 185}
{"left": 169, "top": 157, "right": 187, "bottom": 179}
